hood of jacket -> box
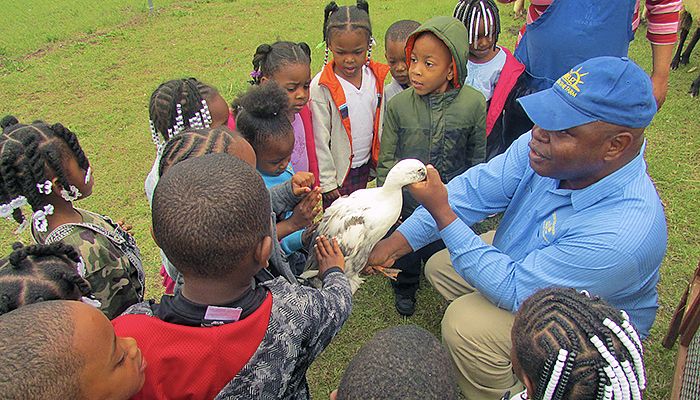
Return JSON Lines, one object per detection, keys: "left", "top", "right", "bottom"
{"left": 405, "top": 16, "right": 470, "bottom": 89}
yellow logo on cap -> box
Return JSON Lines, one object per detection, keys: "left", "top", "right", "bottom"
{"left": 556, "top": 67, "right": 588, "bottom": 98}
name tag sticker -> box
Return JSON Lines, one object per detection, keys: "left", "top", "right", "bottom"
{"left": 204, "top": 306, "right": 242, "bottom": 322}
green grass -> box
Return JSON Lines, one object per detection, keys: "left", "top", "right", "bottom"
{"left": 1, "top": 1, "right": 699, "bottom": 398}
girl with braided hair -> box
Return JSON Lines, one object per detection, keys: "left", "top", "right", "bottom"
{"left": 146, "top": 78, "right": 231, "bottom": 293}
{"left": 453, "top": 0, "right": 528, "bottom": 160}
{"left": 247, "top": 40, "right": 319, "bottom": 183}
{"left": 146, "top": 78, "right": 231, "bottom": 205}
{"left": 510, "top": 287, "right": 647, "bottom": 400}
{"left": 310, "top": 0, "right": 390, "bottom": 208}
{"left": 0, "top": 242, "right": 96, "bottom": 315}
{"left": 0, "top": 116, "right": 144, "bottom": 319}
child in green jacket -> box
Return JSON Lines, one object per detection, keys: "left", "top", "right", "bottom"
{"left": 377, "top": 16, "right": 486, "bottom": 316}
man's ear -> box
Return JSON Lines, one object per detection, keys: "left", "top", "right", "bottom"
{"left": 254, "top": 236, "right": 273, "bottom": 266}
{"left": 330, "top": 389, "right": 338, "bottom": 400}
{"left": 604, "top": 132, "right": 633, "bottom": 161}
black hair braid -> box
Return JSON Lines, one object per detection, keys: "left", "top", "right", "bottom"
{"left": 323, "top": 2, "right": 340, "bottom": 42}
{"left": 250, "top": 41, "right": 312, "bottom": 85}
{"left": 455, "top": 0, "right": 500, "bottom": 50}
{"left": 323, "top": 1, "right": 372, "bottom": 45}
{"left": 149, "top": 78, "right": 218, "bottom": 141}
{"left": 0, "top": 120, "right": 90, "bottom": 228}
{"left": 49, "top": 123, "right": 89, "bottom": 171}
{"left": 513, "top": 288, "right": 642, "bottom": 399}
{"left": 0, "top": 242, "right": 92, "bottom": 316}
{"left": 158, "top": 127, "right": 238, "bottom": 178}
{"left": 0, "top": 115, "right": 19, "bottom": 130}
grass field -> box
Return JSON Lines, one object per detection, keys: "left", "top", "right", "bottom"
{"left": 1, "top": 1, "right": 699, "bottom": 398}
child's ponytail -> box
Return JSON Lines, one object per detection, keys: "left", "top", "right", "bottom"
{"left": 251, "top": 44, "right": 273, "bottom": 85}
{"left": 356, "top": 0, "right": 369, "bottom": 14}
{"left": 323, "top": 2, "right": 340, "bottom": 43}
{"left": 249, "top": 41, "right": 312, "bottom": 84}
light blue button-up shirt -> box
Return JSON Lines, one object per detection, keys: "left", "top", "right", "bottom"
{"left": 398, "top": 132, "right": 667, "bottom": 338}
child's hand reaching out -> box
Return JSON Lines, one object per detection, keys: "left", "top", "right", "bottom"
{"left": 290, "top": 188, "right": 321, "bottom": 230}
{"left": 292, "top": 172, "right": 315, "bottom": 196}
{"left": 315, "top": 235, "right": 345, "bottom": 275}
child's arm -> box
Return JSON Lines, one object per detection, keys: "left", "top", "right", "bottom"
{"left": 300, "top": 236, "right": 352, "bottom": 359}
{"left": 309, "top": 88, "right": 341, "bottom": 196}
{"left": 466, "top": 98, "right": 488, "bottom": 168}
{"left": 75, "top": 236, "right": 143, "bottom": 319}
{"left": 376, "top": 102, "right": 400, "bottom": 187}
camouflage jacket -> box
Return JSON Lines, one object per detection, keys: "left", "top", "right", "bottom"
{"left": 32, "top": 208, "right": 145, "bottom": 319}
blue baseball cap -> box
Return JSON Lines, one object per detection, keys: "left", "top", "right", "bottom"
{"left": 517, "top": 56, "right": 657, "bottom": 131}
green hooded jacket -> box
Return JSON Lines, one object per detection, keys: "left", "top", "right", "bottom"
{"left": 377, "top": 16, "right": 486, "bottom": 218}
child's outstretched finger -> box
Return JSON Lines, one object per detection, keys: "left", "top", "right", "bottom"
{"left": 331, "top": 237, "right": 342, "bottom": 255}
{"left": 315, "top": 235, "right": 329, "bottom": 258}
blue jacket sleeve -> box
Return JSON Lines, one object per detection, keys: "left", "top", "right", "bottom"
{"left": 280, "top": 229, "right": 304, "bottom": 254}
{"left": 397, "top": 132, "right": 532, "bottom": 251}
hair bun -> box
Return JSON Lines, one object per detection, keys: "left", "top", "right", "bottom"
{"left": 240, "top": 82, "right": 289, "bottom": 119}
{"left": 1, "top": 115, "right": 19, "bottom": 129}
{"left": 255, "top": 44, "right": 273, "bottom": 56}
{"left": 298, "top": 42, "right": 312, "bottom": 58}
{"left": 356, "top": 0, "right": 369, "bottom": 13}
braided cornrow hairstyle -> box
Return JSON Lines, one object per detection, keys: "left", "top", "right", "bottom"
{"left": 158, "top": 126, "right": 237, "bottom": 177}
{"left": 148, "top": 78, "right": 218, "bottom": 142}
{"left": 323, "top": 1, "right": 373, "bottom": 63}
{"left": 512, "top": 288, "right": 646, "bottom": 400}
{"left": 0, "top": 116, "right": 90, "bottom": 227}
{"left": 234, "top": 82, "right": 293, "bottom": 154}
{"left": 0, "top": 242, "right": 92, "bottom": 315}
{"left": 250, "top": 41, "right": 312, "bottom": 85}
{"left": 453, "top": 0, "right": 500, "bottom": 50}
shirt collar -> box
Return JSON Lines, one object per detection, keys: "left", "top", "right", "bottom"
{"left": 568, "top": 140, "right": 647, "bottom": 211}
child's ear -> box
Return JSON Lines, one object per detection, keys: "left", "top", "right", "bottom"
{"left": 254, "top": 236, "right": 273, "bottom": 266}
{"left": 260, "top": 76, "right": 269, "bottom": 84}
{"left": 447, "top": 61, "right": 454, "bottom": 81}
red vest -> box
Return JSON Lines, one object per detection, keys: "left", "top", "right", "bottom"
{"left": 112, "top": 293, "right": 272, "bottom": 400}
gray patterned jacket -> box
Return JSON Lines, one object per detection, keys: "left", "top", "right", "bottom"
{"left": 123, "top": 270, "right": 352, "bottom": 399}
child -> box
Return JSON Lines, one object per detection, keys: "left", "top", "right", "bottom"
{"left": 157, "top": 126, "right": 305, "bottom": 284}
{"left": 384, "top": 19, "right": 421, "bottom": 102}
{"left": 331, "top": 325, "right": 458, "bottom": 400}
{"left": 454, "top": 0, "right": 528, "bottom": 160}
{"left": 0, "top": 116, "right": 144, "bottom": 319}
{"left": 248, "top": 40, "right": 319, "bottom": 182}
{"left": 0, "top": 242, "right": 97, "bottom": 315}
{"left": 376, "top": 16, "right": 486, "bottom": 316}
{"left": 146, "top": 78, "right": 231, "bottom": 293}
{"left": 511, "top": 287, "right": 647, "bottom": 400}
{"left": 113, "top": 154, "right": 352, "bottom": 399}
{"left": 235, "top": 83, "right": 322, "bottom": 275}
{"left": 310, "top": 0, "right": 390, "bottom": 209}
{"left": 0, "top": 300, "right": 145, "bottom": 399}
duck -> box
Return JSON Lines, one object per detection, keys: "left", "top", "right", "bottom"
{"left": 305, "top": 159, "right": 427, "bottom": 293}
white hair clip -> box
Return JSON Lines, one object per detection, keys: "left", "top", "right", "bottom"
{"left": 0, "top": 203, "right": 12, "bottom": 219}
{"left": 76, "top": 256, "right": 87, "bottom": 277}
{"left": 60, "top": 185, "right": 81, "bottom": 202}
{"left": 37, "top": 180, "right": 53, "bottom": 195}
{"left": 32, "top": 204, "right": 55, "bottom": 232}
{"left": 80, "top": 296, "right": 102, "bottom": 308}
{"left": 84, "top": 166, "right": 91, "bottom": 185}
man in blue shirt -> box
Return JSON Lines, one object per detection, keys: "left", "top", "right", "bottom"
{"left": 368, "top": 56, "right": 667, "bottom": 399}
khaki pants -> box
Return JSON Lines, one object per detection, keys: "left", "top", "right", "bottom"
{"left": 425, "top": 232, "right": 524, "bottom": 399}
